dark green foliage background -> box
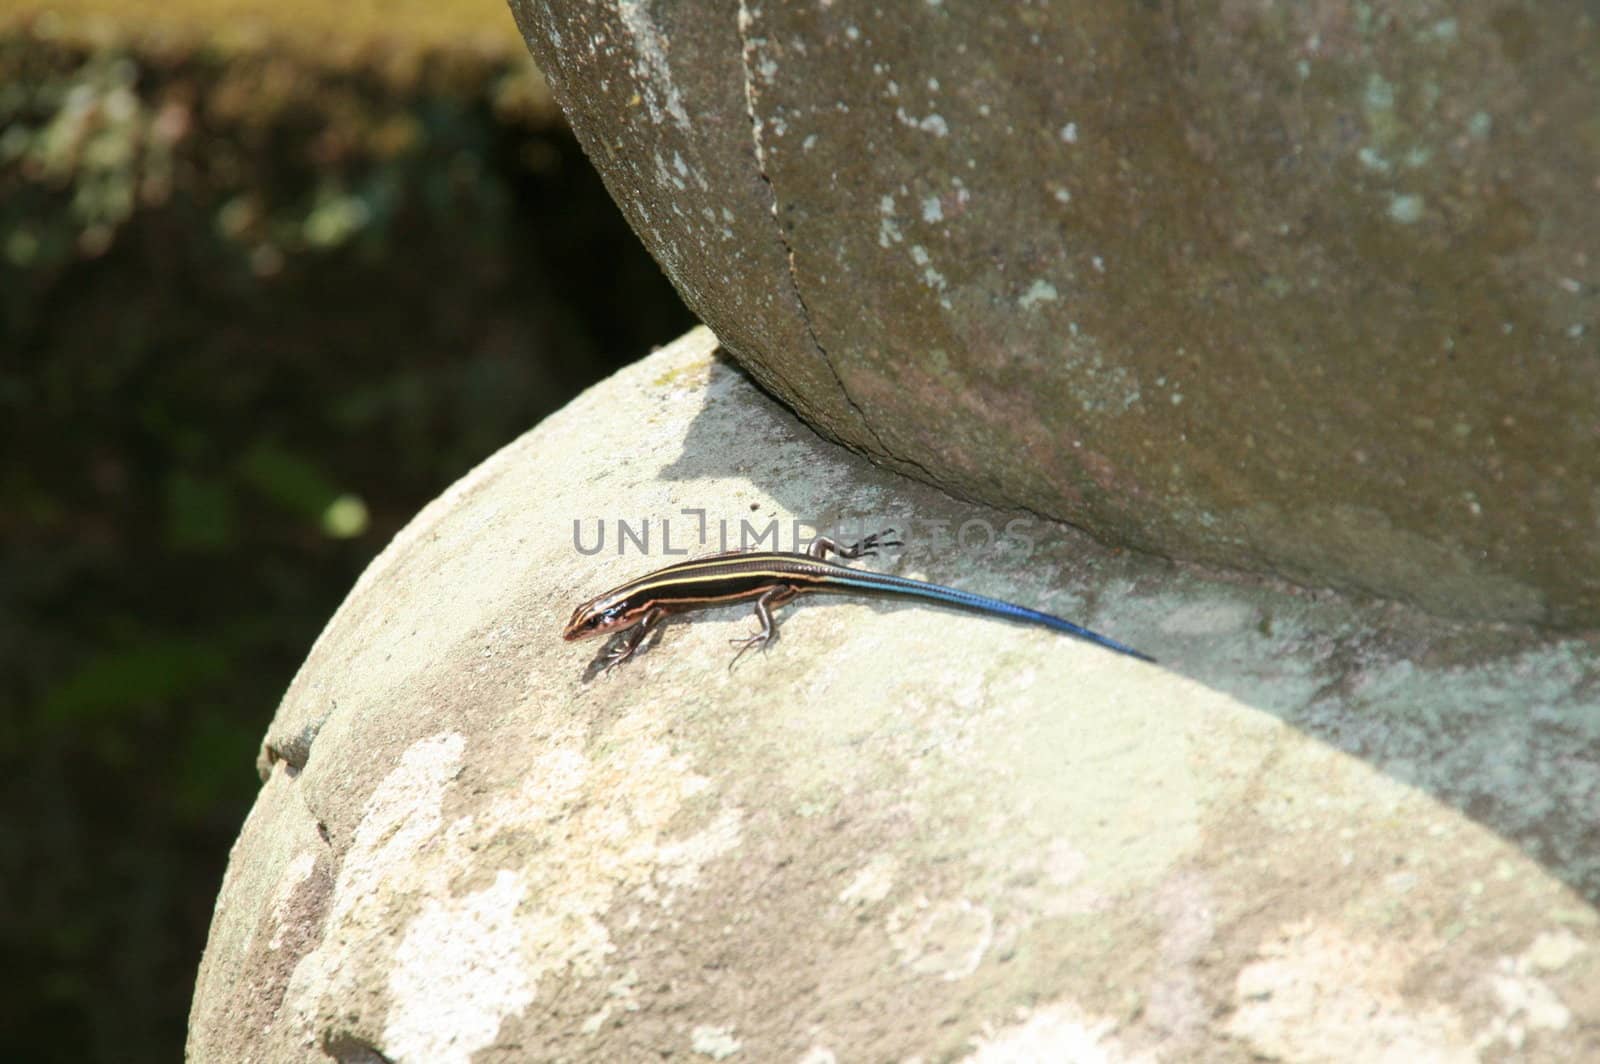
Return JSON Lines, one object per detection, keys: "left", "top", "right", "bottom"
{"left": 0, "top": 32, "right": 692, "bottom": 1062}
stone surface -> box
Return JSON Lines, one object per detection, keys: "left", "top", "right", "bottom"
{"left": 189, "top": 327, "right": 1600, "bottom": 1061}
{"left": 507, "top": 1, "right": 1600, "bottom": 627}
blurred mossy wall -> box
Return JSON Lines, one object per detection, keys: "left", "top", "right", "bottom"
{"left": 0, "top": 4, "right": 692, "bottom": 1061}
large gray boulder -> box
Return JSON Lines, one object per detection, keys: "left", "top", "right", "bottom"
{"left": 506, "top": 1, "right": 1600, "bottom": 626}
{"left": 188, "top": 328, "right": 1600, "bottom": 1061}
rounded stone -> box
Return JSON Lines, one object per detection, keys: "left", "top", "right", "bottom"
{"left": 187, "top": 330, "right": 1600, "bottom": 1061}
{"left": 507, "top": 1, "right": 1600, "bottom": 626}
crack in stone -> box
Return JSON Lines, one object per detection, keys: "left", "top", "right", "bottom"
{"left": 734, "top": 0, "right": 895, "bottom": 460}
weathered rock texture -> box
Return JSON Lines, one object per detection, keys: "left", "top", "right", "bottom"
{"left": 188, "top": 328, "right": 1600, "bottom": 1061}
{"left": 506, "top": 1, "right": 1600, "bottom": 627}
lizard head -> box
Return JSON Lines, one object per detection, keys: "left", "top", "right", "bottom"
{"left": 562, "top": 595, "right": 632, "bottom": 640}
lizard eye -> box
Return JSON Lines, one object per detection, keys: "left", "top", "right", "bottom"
{"left": 586, "top": 605, "right": 624, "bottom": 630}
